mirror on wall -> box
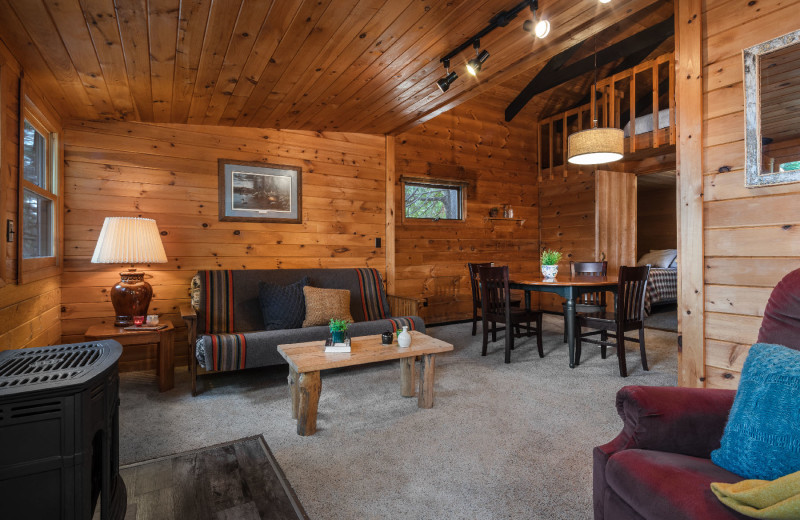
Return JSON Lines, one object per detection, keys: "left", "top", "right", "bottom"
{"left": 744, "top": 29, "right": 800, "bottom": 187}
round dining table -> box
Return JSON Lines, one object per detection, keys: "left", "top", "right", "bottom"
{"left": 508, "top": 275, "right": 619, "bottom": 368}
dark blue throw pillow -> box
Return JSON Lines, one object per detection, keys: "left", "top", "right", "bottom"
{"left": 258, "top": 277, "right": 308, "bottom": 331}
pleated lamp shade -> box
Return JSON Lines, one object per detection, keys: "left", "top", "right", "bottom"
{"left": 567, "top": 127, "right": 625, "bottom": 165}
{"left": 91, "top": 217, "right": 167, "bottom": 264}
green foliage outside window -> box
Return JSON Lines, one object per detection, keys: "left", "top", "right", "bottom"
{"left": 404, "top": 182, "right": 462, "bottom": 220}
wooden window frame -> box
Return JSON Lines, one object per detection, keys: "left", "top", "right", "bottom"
{"left": 400, "top": 176, "right": 468, "bottom": 224}
{"left": 0, "top": 62, "right": 6, "bottom": 287}
{"left": 18, "top": 79, "right": 63, "bottom": 284}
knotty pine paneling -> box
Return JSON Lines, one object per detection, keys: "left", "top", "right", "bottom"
{"left": 393, "top": 96, "right": 539, "bottom": 324}
{"left": 700, "top": 0, "right": 800, "bottom": 386}
{"left": 0, "top": 41, "right": 62, "bottom": 352}
{"left": 637, "top": 185, "right": 676, "bottom": 258}
{"left": 63, "top": 121, "right": 386, "bottom": 370}
{"left": 538, "top": 172, "right": 596, "bottom": 312}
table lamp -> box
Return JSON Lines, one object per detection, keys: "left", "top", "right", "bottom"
{"left": 91, "top": 217, "right": 168, "bottom": 326}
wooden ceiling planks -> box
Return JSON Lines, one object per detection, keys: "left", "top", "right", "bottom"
{"left": 0, "top": 0, "right": 668, "bottom": 133}
{"left": 148, "top": 0, "right": 180, "bottom": 123}
{"left": 115, "top": 0, "right": 155, "bottom": 121}
{"left": 171, "top": 0, "right": 213, "bottom": 123}
{"left": 184, "top": 0, "right": 243, "bottom": 124}
{"left": 383, "top": 0, "right": 665, "bottom": 134}
{"left": 255, "top": 0, "right": 387, "bottom": 128}
{"left": 80, "top": 0, "right": 138, "bottom": 120}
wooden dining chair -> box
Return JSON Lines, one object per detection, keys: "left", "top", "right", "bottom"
{"left": 574, "top": 265, "right": 651, "bottom": 377}
{"left": 562, "top": 261, "right": 608, "bottom": 342}
{"left": 478, "top": 265, "right": 543, "bottom": 364}
{"left": 468, "top": 262, "right": 520, "bottom": 336}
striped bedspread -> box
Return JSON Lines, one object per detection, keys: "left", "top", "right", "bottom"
{"left": 645, "top": 268, "right": 678, "bottom": 315}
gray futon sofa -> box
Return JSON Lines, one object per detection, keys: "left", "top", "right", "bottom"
{"left": 181, "top": 268, "right": 424, "bottom": 395}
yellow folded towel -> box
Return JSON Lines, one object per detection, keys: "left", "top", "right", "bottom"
{"left": 711, "top": 471, "right": 800, "bottom": 519}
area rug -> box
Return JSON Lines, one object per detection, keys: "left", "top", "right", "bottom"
{"left": 118, "top": 435, "right": 307, "bottom": 520}
{"left": 117, "top": 317, "right": 678, "bottom": 519}
{"left": 645, "top": 303, "right": 678, "bottom": 332}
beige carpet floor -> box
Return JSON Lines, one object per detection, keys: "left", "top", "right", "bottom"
{"left": 118, "top": 316, "right": 678, "bottom": 520}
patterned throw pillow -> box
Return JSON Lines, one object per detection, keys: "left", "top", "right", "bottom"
{"left": 258, "top": 277, "right": 308, "bottom": 331}
{"left": 302, "top": 286, "right": 353, "bottom": 327}
{"left": 711, "top": 343, "right": 800, "bottom": 480}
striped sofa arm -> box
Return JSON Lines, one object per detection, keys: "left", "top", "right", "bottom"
{"left": 387, "top": 294, "right": 422, "bottom": 317}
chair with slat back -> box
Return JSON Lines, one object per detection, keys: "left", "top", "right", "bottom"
{"left": 562, "top": 261, "right": 608, "bottom": 342}
{"left": 478, "top": 265, "right": 543, "bottom": 363}
{"left": 575, "top": 265, "right": 650, "bottom": 377}
{"left": 468, "top": 262, "right": 493, "bottom": 336}
{"left": 468, "top": 262, "right": 520, "bottom": 336}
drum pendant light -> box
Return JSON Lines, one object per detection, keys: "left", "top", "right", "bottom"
{"left": 568, "top": 35, "right": 624, "bottom": 165}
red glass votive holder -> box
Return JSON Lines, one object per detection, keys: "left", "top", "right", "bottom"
{"left": 133, "top": 316, "right": 145, "bottom": 327}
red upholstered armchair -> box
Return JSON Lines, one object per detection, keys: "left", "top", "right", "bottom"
{"left": 593, "top": 268, "right": 800, "bottom": 520}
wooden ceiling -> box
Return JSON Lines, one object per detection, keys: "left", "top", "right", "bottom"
{"left": 0, "top": 0, "right": 669, "bottom": 134}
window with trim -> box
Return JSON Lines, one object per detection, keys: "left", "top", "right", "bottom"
{"left": 402, "top": 179, "right": 464, "bottom": 221}
{"left": 19, "top": 92, "right": 61, "bottom": 283}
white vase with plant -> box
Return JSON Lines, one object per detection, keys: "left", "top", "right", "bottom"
{"left": 540, "top": 249, "right": 562, "bottom": 280}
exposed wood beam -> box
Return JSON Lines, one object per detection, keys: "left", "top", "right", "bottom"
{"left": 543, "top": 41, "right": 669, "bottom": 120}
{"left": 675, "top": 1, "right": 704, "bottom": 388}
{"left": 505, "top": 16, "right": 675, "bottom": 122}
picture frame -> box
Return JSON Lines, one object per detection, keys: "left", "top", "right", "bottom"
{"left": 218, "top": 159, "right": 302, "bottom": 223}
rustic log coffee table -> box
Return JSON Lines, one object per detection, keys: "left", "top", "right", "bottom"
{"left": 277, "top": 331, "right": 454, "bottom": 436}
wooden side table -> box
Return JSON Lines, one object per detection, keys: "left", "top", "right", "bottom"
{"left": 85, "top": 321, "right": 175, "bottom": 392}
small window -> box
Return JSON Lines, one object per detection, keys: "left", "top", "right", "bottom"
{"left": 21, "top": 117, "right": 57, "bottom": 259}
{"left": 18, "top": 86, "right": 61, "bottom": 284}
{"left": 403, "top": 181, "right": 464, "bottom": 220}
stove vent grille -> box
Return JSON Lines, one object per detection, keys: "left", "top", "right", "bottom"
{"left": 0, "top": 342, "right": 109, "bottom": 389}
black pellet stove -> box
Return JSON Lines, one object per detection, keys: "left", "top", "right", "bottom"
{"left": 0, "top": 340, "right": 126, "bottom": 519}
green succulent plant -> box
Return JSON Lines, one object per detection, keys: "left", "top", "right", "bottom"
{"left": 329, "top": 318, "right": 350, "bottom": 332}
{"left": 540, "top": 249, "right": 563, "bottom": 266}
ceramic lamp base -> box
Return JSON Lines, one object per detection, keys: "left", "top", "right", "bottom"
{"left": 111, "top": 269, "right": 153, "bottom": 327}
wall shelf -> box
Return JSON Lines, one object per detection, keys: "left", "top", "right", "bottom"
{"left": 484, "top": 217, "right": 526, "bottom": 226}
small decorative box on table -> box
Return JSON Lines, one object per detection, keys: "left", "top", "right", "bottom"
{"left": 85, "top": 320, "right": 175, "bottom": 391}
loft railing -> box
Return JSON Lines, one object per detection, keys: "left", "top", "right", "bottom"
{"left": 537, "top": 53, "right": 675, "bottom": 180}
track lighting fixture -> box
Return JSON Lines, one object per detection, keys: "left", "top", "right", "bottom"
{"left": 466, "top": 41, "right": 490, "bottom": 76}
{"left": 437, "top": 59, "right": 458, "bottom": 92}
{"left": 522, "top": 0, "right": 550, "bottom": 38}
{"left": 437, "top": 0, "right": 541, "bottom": 93}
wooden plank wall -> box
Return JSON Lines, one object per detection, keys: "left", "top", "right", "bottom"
{"left": 637, "top": 186, "right": 677, "bottom": 257}
{"left": 701, "top": 0, "right": 800, "bottom": 389}
{"left": 537, "top": 172, "right": 596, "bottom": 311}
{"left": 0, "top": 40, "right": 62, "bottom": 352}
{"left": 62, "top": 122, "right": 386, "bottom": 370}
{"left": 393, "top": 95, "right": 539, "bottom": 323}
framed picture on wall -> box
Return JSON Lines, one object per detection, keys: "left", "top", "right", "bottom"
{"left": 218, "top": 159, "right": 302, "bottom": 223}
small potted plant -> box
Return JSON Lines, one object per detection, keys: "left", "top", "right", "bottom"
{"left": 540, "top": 249, "right": 562, "bottom": 280}
{"left": 329, "top": 318, "right": 350, "bottom": 344}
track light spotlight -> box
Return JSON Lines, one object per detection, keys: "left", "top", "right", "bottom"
{"left": 466, "top": 41, "right": 490, "bottom": 76}
{"left": 599, "top": 0, "right": 612, "bottom": 3}
{"left": 466, "top": 50, "right": 489, "bottom": 75}
{"left": 523, "top": 1, "right": 551, "bottom": 38}
{"left": 534, "top": 18, "right": 550, "bottom": 38}
{"left": 437, "top": 59, "right": 458, "bottom": 92}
